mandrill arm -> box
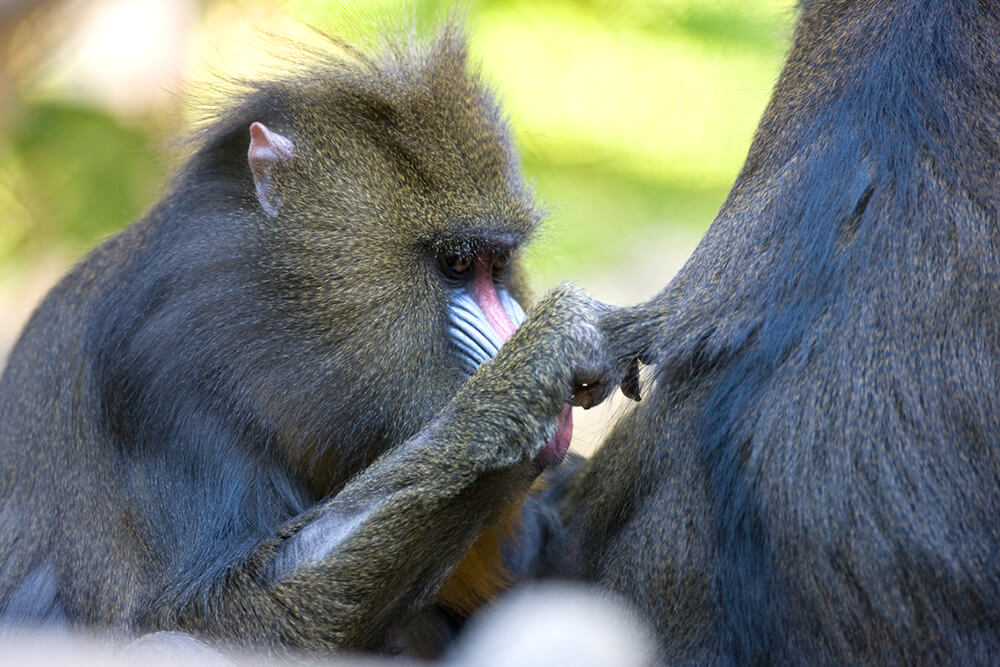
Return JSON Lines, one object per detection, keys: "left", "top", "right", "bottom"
{"left": 168, "top": 284, "right": 617, "bottom": 653}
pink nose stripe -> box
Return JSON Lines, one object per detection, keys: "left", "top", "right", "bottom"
{"left": 471, "top": 260, "right": 517, "bottom": 342}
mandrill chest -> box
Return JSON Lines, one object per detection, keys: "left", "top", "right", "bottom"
{"left": 439, "top": 495, "right": 528, "bottom": 616}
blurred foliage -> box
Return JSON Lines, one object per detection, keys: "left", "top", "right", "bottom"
{"left": 0, "top": 102, "right": 166, "bottom": 260}
{"left": 0, "top": 0, "right": 796, "bottom": 287}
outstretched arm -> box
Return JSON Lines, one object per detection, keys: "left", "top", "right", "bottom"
{"left": 168, "top": 284, "right": 617, "bottom": 653}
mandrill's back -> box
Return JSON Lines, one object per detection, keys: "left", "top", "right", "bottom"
{"left": 0, "top": 185, "right": 311, "bottom": 630}
{"left": 0, "top": 223, "right": 154, "bottom": 627}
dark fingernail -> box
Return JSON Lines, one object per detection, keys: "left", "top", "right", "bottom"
{"left": 622, "top": 360, "right": 642, "bottom": 401}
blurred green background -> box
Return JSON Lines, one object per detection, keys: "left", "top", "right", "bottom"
{"left": 0, "top": 0, "right": 797, "bottom": 360}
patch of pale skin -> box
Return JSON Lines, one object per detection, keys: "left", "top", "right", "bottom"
{"left": 1, "top": 560, "right": 67, "bottom": 627}
{"left": 248, "top": 121, "right": 295, "bottom": 217}
{"left": 268, "top": 502, "right": 383, "bottom": 582}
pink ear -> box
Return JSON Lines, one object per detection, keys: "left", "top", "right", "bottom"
{"left": 248, "top": 122, "right": 296, "bottom": 216}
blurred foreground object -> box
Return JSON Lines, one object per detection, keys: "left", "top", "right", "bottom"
{"left": 448, "top": 584, "right": 656, "bottom": 667}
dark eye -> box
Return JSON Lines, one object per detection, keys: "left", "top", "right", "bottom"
{"left": 438, "top": 253, "right": 472, "bottom": 281}
{"left": 492, "top": 250, "right": 511, "bottom": 272}
{"left": 492, "top": 250, "right": 512, "bottom": 280}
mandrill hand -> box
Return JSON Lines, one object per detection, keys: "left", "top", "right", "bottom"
{"left": 458, "top": 283, "right": 619, "bottom": 467}
{"left": 596, "top": 300, "right": 660, "bottom": 402}
{"left": 525, "top": 282, "right": 620, "bottom": 411}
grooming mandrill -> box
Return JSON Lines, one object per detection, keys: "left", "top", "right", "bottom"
{"left": 0, "top": 30, "right": 614, "bottom": 653}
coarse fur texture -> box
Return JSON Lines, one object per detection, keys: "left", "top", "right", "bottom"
{"left": 528, "top": 0, "right": 1000, "bottom": 662}
{"left": 0, "top": 27, "right": 618, "bottom": 655}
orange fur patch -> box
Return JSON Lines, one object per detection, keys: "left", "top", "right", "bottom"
{"left": 438, "top": 478, "right": 547, "bottom": 616}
